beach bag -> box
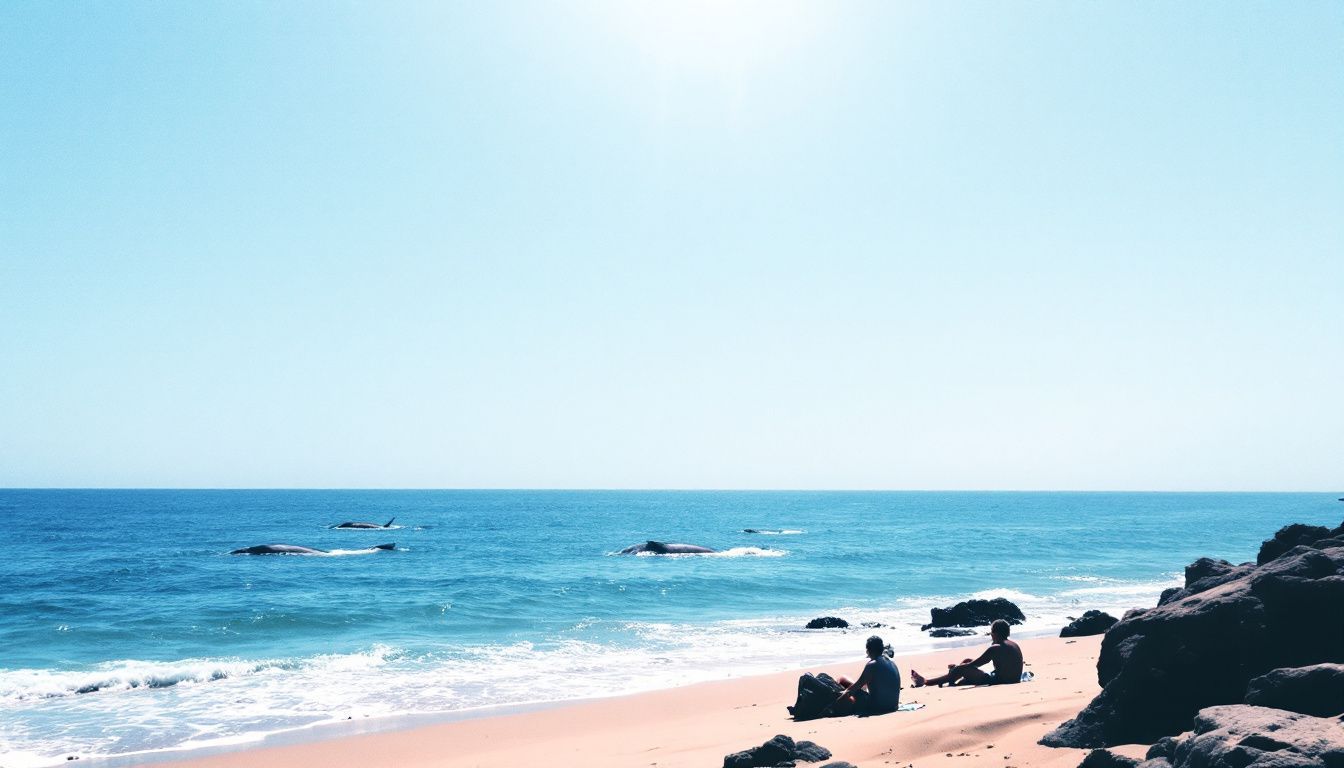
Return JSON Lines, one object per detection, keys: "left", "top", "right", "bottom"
{"left": 788, "top": 672, "right": 847, "bottom": 720}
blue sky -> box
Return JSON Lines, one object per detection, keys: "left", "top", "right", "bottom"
{"left": 2, "top": 1, "right": 1341, "bottom": 489}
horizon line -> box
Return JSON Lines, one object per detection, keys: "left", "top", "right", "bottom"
{"left": 1, "top": 487, "right": 1340, "bottom": 494}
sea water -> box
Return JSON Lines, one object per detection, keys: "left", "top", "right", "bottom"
{"left": 0, "top": 490, "right": 1338, "bottom": 766}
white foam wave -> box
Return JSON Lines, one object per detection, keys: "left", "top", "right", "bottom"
{"left": 0, "top": 646, "right": 396, "bottom": 702}
{"left": 706, "top": 547, "right": 787, "bottom": 557}
{"left": 743, "top": 529, "right": 805, "bottom": 535}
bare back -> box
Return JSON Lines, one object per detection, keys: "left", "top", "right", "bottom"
{"left": 988, "top": 638, "right": 1023, "bottom": 682}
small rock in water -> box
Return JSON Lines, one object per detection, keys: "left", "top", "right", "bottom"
{"left": 805, "top": 616, "right": 849, "bottom": 629}
{"left": 1059, "top": 610, "right": 1118, "bottom": 638}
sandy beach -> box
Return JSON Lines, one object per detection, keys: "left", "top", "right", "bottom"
{"left": 156, "top": 635, "right": 1140, "bottom": 768}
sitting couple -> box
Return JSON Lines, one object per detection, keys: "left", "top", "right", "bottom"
{"left": 789, "top": 620, "right": 1025, "bottom": 719}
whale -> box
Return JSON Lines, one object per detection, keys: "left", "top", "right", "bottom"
{"left": 619, "top": 540, "right": 716, "bottom": 555}
{"left": 333, "top": 517, "right": 396, "bottom": 529}
{"left": 230, "top": 543, "right": 396, "bottom": 555}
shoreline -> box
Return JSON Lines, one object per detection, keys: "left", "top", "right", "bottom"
{"left": 141, "top": 634, "right": 1128, "bottom": 768}
{"left": 77, "top": 631, "right": 1012, "bottom": 768}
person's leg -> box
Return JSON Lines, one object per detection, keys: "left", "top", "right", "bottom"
{"left": 912, "top": 663, "right": 991, "bottom": 687}
{"left": 950, "top": 664, "right": 992, "bottom": 685}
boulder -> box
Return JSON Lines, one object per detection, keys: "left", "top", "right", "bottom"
{"left": 1244, "top": 664, "right": 1344, "bottom": 717}
{"left": 1258, "top": 524, "right": 1336, "bottom": 565}
{"left": 1077, "top": 750, "right": 1139, "bottom": 768}
{"left": 818, "top": 764, "right": 857, "bottom": 768}
{"left": 1042, "top": 528, "right": 1344, "bottom": 748}
{"left": 806, "top": 617, "right": 849, "bottom": 630}
{"left": 1061, "top": 611, "right": 1119, "bottom": 638}
{"left": 920, "top": 598, "right": 1024, "bottom": 630}
{"left": 723, "top": 735, "right": 832, "bottom": 768}
{"left": 928, "top": 628, "right": 977, "bottom": 638}
{"left": 1126, "top": 704, "right": 1344, "bottom": 768}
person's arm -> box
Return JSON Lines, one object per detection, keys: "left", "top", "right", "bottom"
{"left": 964, "top": 643, "right": 999, "bottom": 669}
{"left": 832, "top": 663, "right": 873, "bottom": 707}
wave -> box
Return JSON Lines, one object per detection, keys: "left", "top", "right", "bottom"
{"left": 0, "top": 646, "right": 397, "bottom": 702}
{"left": 742, "top": 529, "right": 805, "bottom": 535}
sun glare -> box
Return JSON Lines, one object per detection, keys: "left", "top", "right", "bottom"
{"left": 609, "top": 0, "right": 821, "bottom": 74}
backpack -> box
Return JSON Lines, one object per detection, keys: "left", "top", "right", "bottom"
{"left": 788, "top": 672, "right": 849, "bottom": 720}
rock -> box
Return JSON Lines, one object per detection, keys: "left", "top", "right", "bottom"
{"left": 1041, "top": 528, "right": 1344, "bottom": 748}
{"left": 723, "top": 734, "right": 833, "bottom": 767}
{"left": 860, "top": 621, "right": 886, "bottom": 628}
{"left": 928, "top": 627, "right": 977, "bottom": 638}
{"left": 806, "top": 617, "right": 849, "bottom": 630}
{"left": 1244, "top": 664, "right": 1344, "bottom": 717}
{"left": 1258, "top": 524, "right": 1336, "bottom": 565}
{"left": 1184, "top": 558, "right": 1255, "bottom": 595}
{"left": 818, "top": 763, "right": 857, "bottom": 768}
{"left": 1061, "top": 611, "right": 1119, "bottom": 638}
{"left": 1158, "top": 587, "right": 1188, "bottom": 606}
{"left": 920, "top": 598, "right": 1025, "bottom": 630}
{"left": 1077, "top": 749, "right": 1139, "bottom": 768}
{"left": 1129, "top": 704, "right": 1344, "bottom": 768}
{"left": 793, "top": 741, "right": 833, "bottom": 762}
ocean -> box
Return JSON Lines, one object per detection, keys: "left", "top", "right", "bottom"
{"left": 0, "top": 490, "right": 1338, "bottom": 767}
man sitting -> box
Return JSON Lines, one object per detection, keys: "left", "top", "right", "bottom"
{"left": 910, "top": 619, "right": 1023, "bottom": 687}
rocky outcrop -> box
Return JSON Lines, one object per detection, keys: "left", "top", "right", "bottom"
{"left": 1043, "top": 520, "right": 1344, "bottom": 748}
{"left": 723, "top": 734, "right": 832, "bottom": 768}
{"left": 1138, "top": 705, "right": 1344, "bottom": 768}
{"left": 928, "top": 628, "right": 977, "bottom": 638}
{"left": 1060, "top": 611, "right": 1119, "bottom": 638}
{"left": 1258, "top": 523, "right": 1336, "bottom": 565}
{"left": 1243, "top": 663, "right": 1344, "bottom": 717}
{"left": 806, "top": 617, "right": 849, "bottom": 629}
{"left": 1077, "top": 749, "right": 1139, "bottom": 768}
{"left": 920, "top": 598, "right": 1024, "bottom": 630}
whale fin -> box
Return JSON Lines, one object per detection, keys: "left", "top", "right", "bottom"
{"left": 384, "top": 517, "right": 396, "bottom": 528}
{"left": 373, "top": 543, "right": 396, "bottom": 551}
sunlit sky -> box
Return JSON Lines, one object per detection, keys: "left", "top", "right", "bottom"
{"left": 2, "top": 2, "right": 1341, "bottom": 490}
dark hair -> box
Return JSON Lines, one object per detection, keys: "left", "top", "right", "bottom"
{"left": 866, "top": 635, "right": 885, "bottom": 656}
{"left": 991, "top": 619, "right": 1011, "bottom": 638}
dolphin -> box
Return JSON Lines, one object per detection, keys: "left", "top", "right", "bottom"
{"left": 619, "top": 540, "right": 716, "bottom": 555}
{"left": 333, "top": 517, "right": 396, "bottom": 529}
{"left": 231, "top": 543, "right": 396, "bottom": 555}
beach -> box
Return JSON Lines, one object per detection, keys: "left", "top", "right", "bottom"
{"left": 7, "top": 491, "right": 1339, "bottom": 766}
{"left": 154, "top": 635, "right": 1140, "bottom": 768}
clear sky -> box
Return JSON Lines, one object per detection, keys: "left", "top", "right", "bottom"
{"left": 1, "top": 1, "right": 1341, "bottom": 490}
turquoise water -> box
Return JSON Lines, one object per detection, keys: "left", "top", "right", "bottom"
{"left": 0, "top": 490, "right": 1338, "bottom": 766}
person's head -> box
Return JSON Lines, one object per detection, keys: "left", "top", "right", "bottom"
{"left": 865, "top": 635, "right": 885, "bottom": 659}
{"left": 990, "top": 619, "right": 1011, "bottom": 641}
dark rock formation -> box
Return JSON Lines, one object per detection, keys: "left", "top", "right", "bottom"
{"left": 723, "top": 735, "right": 832, "bottom": 768}
{"left": 928, "top": 628, "right": 977, "bottom": 638}
{"left": 920, "top": 598, "right": 1024, "bottom": 630}
{"left": 818, "top": 764, "right": 857, "bottom": 768}
{"left": 1258, "top": 523, "right": 1334, "bottom": 565}
{"left": 1243, "top": 663, "right": 1344, "bottom": 717}
{"left": 1060, "top": 611, "right": 1119, "bottom": 638}
{"left": 1125, "top": 705, "right": 1344, "bottom": 768}
{"left": 806, "top": 617, "right": 849, "bottom": 630}
{"left": 1042, "top": 520, "right": 1344, "bottom": 748}
{"left": 1154, "top": 558, "right": 1256, "bottom": 607}
{"left": 860, "top": 621, "right": 886, "bottom": 629}
{"left": 1077, "top": 749, "right": 1139, "bottom": 768}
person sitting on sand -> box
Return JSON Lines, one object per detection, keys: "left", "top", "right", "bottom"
{"left": 910, "top": 619, "right": 1023, "bottom": 687}
{"left": 830, "top": 635, "right": 902, "bottom": 715}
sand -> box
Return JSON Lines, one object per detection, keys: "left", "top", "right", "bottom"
{"left": 157, "top": 635, "right": 1138, "bottom": 768}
